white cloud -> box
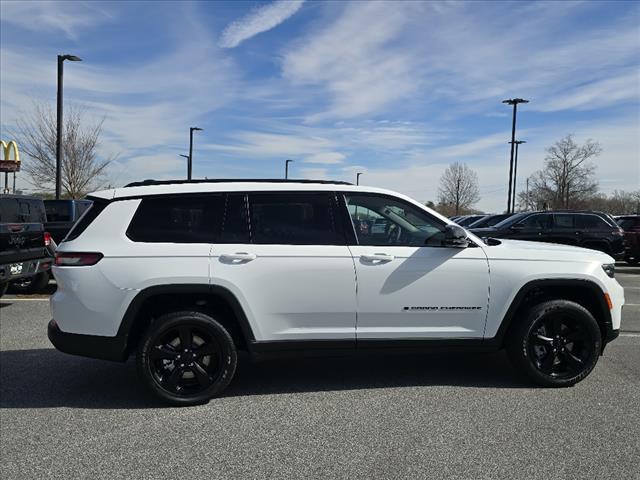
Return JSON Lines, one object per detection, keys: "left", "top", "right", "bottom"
{"left": 219, "top": 0, "right": 305, "bottom": 48}
{"left": 0, "top": 0, "right": 113, "bottom": 39}
{"left": 304, "top": 152, "right": 345, "bottom": 164}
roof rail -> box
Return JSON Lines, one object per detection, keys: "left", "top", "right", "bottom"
{"left": 124, "top": 178, "right": 354, "bottom": 188}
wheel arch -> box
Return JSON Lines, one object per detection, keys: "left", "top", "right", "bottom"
{"left": 118, "top": 284, "right": 256, "bottom": 358}
{"left": 490, "top": 279, "right": 613, "bottom": 348}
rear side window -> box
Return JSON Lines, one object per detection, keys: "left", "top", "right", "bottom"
{"left": 44, "top": 200, "right": 72, "bottom": 222}
{"left": 221, "top": 194, "right": 250, "bottom": 243}
{"left": 64, "top": 200, "right": 108, "bottom": 242}
{"left": 127, "top": 195, "right": 224, "bottom": 243}
{"left": 577, "top": 214, "right": 611, "bottom": 230}
{"left": 248, "top": 192, "right": 342, "bottom": 245}
{"left": 553, "top": 214, "right": 575, "bottom": 229}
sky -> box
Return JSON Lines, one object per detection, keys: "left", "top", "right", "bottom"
{"left": 1, "top": 0, "right": 639, "bottom": 211}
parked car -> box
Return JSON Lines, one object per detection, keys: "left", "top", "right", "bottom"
{"left": 470, "top": 210, "right": 626, "bottom": 258}
{"left": 467, "top": 213, "right": 513, "bottom": 229}
{"left": 0, "top": 195, "right": 54, "bottom": 296}
{"left": 48, "top": 179, "right": 623, "bottom": 405}
{"left": 616, "top": 215, "right": 639, "bottom": 265}
{"left": 456, "top": 214, "right": 486, "bottom": 227}
{"left": 44, "top": 199, "right": 93, "bottom": 244}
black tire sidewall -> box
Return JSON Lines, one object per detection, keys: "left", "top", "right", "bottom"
{"left": 508, "top": 300, "right": 602, "bottom": 387}
{"left": 137, "top": 311, "right": 237, "bottom": 406}
{"left": 9, "top": 271, "right": 50, "bottom": 294}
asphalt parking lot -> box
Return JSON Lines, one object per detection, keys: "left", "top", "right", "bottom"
{"left": 1, "top": 267, "right": 639, "bottom": 480}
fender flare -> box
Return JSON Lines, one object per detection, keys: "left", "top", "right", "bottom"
{"left": 118, "top": 284, "right": 256, "bottom": 354}
{"left": 488, "top": 278, "right": 612, "bottom": 347}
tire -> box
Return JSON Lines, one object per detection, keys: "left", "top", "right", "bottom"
{"left": 9, "top": 271, "right": 50, "bottom": 294}
{"left": 626, "top": 257, "right": 639, "bottom": 266}
{"left": 137, "top": 311, "right": 238, "bottom": 406}
{"left": 0, "top": 282, "right": 8, "bottom": 298}
{"left": 506, "top": 300, "right": 601, "bottom": 387}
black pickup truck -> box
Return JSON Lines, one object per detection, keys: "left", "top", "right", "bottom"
{"left": 0, "top": 195, "right": 54, "bottom": 297}
{"left": 44, "top": 199, "right": 92, "bottom": 243}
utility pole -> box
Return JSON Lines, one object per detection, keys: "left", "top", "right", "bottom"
{"left": 188, "top": 127, "right": 202, "bottom": 180}
{"left": 179, "top": 154, "right": 190, "bottom": 179}
{"left": 56, "top": 54, "right": 82, "bottom": 199}
{"left": 285, "top": 159, "right": 293, "bottom": 179}
{"left": 526, "top": 177, "right": 530, "bottom": 211}
{"left": 502, "top": 98, "right": 529, "bottom": 213}
{"left": 510, "top": 140, "right": 526, "bottom": 213}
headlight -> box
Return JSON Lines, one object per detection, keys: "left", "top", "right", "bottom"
{"left": 602, "top": 263, "right": 615, "bottom": 278}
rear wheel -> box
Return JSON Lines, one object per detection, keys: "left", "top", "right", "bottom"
{"left": 626, "top": 256, "right": 639, "bottom": 266}
{"left": 507, "top": 300, "right": 601, "bottom": 387}
{"left": 9, "top": 271, "right": 50, "bottom": 294}
{"left": 137, "top": 311, "right": 237, "bottom": 406}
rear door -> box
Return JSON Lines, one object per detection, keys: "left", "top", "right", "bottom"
{"left": 211, "top": 191, "right": 357, "bottom": 343}
{"left": 551, "top": 213, "right": 578, "bottom": 245}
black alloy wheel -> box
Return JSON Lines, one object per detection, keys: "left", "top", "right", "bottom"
{"left": 528, "top": 314, "right": 595, "bottom": 379}
{"left": 507, "top": 299, "right": 601, "bottom": 387}
{"left": 138, "top": 311, "right": 237, "bottom": 406}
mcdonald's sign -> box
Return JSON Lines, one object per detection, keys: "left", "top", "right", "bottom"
{"left": 0, "top": 140, "right": 21, "bottom": 173}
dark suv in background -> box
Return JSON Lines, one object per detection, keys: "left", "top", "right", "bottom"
{"left": 470, "top": 210, "right": 625, "bottom": 258}
{"left": 616, "top": 215, "right": 639, "bottom": 265}
{"left": 44, "top": 199, "right": 92, "bottom": 244}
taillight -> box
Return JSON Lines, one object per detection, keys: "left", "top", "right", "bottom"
{"left": 55, "top": 252, "right": 103, "bottom": 266}
{"left": 613, "top": 228, "right": 624, "bottom": 236}
{"left": 44, "top": 232, "right": 52, "bottom": 247}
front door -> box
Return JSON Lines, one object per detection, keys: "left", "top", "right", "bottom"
{"left": 342, "top": 193, "right": 490, "bottom": 340}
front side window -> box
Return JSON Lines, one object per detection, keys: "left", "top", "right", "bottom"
{"left": 127, "top": 195, "right": 224, "bottom": 243}
{"left": 345, "top": 194, "right": 445, "bottom": 246}
{"left": 248, "top": 192, "right": 342, "bottom": 245}
{"left": 519, "top": 213, "right": 552, "bottom": 229}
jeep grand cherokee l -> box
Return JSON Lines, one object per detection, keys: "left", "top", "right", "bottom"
{"left": 48, "top": 180, "right": 624, "bottom": 405}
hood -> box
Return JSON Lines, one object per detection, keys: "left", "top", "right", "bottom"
{"left": 482, "top": 239, "right": 615, "bottom": 264}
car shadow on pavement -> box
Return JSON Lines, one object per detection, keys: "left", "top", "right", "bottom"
{"left": 0, "top": 348, "right": 530, "bottom": 410}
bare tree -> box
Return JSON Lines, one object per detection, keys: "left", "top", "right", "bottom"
{"left": 7, "top": 102, "right": 114, "bottom": 198}
{"left": 437, "top": 162, "right": 480, "bottom": 215}
{"left": 522, "top": 135, "right": 601, "bottom": 210}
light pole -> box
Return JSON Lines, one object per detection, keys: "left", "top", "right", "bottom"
{"left": 56, "top": 54, "right": 82, "bottom": 199}
{"left": 356, "top": 172, "right": 363, "bottom": 185}
{"left": 502, "top": 98, "right": 528, "bottom": 213}
{"left": 285, "top": 159, "right": 293, "bottom": 179}
{"left": 510, "top": 140, "right": 526, "bottom": 212}
{"left": 179, "top": 154, "right": 190, "bottom": 179}
{"left": 188, "top": 127, "right": 202, "bottom": 180}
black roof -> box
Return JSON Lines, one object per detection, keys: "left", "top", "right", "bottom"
{"left": 124, "top": 178, "right": 353, "bottom": 188}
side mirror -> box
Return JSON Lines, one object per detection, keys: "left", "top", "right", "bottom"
{"left": 443, "top": 224, "right": 469, "bottom": 248}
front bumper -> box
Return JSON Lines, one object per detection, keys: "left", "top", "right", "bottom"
{"left": 0, "top": 257, "right": 53, "bottom": 282}
{"left": 47, "top": 319, "right": 127, "bottom": 362}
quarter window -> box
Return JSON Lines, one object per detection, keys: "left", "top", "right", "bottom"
{"left": 577, "top": 214, "right": 610, "bottom": 230}
{"left": 127, "top": 195, "right": 224, "bottom": 243}
{"left": 248, "top": 192, "right": 342, "bottom": 245}
{"left": 345, "top": 194, "right": 445, "bottom": 246}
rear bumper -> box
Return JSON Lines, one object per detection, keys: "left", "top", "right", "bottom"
{"left": 47, "top": 319, "right": 127, "bottom": 362}
{"left": 0, "top": 257, "right": 53, "bottom": 282}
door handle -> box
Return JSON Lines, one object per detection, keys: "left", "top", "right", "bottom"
{"left": 361, "top": 253, "right": 395, "bottom": 263}
{"left": 220, "top": 252, "right": 257, "bottom": 262}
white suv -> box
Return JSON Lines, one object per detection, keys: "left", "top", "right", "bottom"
{"left": 49, "top": 180, "right": 624, "bottom": 405}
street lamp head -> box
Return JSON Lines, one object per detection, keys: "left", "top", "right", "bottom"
{"left": 62, "top": 55, "right": 82, "bottom": 62}
{"left": 179, "top": 154, "right": 189, "bottom": 159}
{"left": 191, "top": 127, "right": 203, "bottom": 132}
{"left": 502, "top": 98, "right": 529, "bottom": 105}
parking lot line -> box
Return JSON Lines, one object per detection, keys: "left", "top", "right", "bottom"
{"left": 0, "top": 298, "right": 49, "bottom": 302}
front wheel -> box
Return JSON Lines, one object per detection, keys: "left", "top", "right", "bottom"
{"left": 507, "top": 300, "right": 601, "bottom": 387}
{"left": 137, "top": 311, "right": 237, "bottom": 406}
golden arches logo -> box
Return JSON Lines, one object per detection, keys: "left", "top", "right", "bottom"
{"left": 0, "top": 140, "right": 21, "bottom": 172}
